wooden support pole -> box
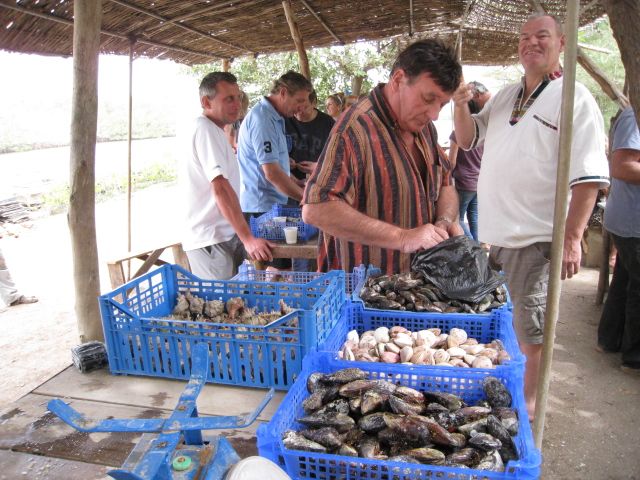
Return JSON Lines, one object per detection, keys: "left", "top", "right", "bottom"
{"left": 127, "top": 39, "right": 134, "bottom": 280}
{"left": 533, "top": 0, "right": 579, "bottom": 448}
{"left": 69, "top": 0, "right": 103, "bottom": 343}
{"left": 577, "top": 47, "right": 629, "bottom": 109}
{"left": 299, "top": 0, "right": 343, "bottom": 44}
{"left": 222, "top": 58, "right": 231, "bottom": 72}
{"left": 282, "top": 0, "right": 311, "bottom": 80}
{"left": 602, "top": 0, "right": 640, "bottom": 126}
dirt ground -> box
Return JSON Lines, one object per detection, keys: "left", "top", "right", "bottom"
{"left": 1, "top": 184, "right": 639, "bottom": 479}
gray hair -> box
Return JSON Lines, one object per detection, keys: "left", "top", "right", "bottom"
{"left": 525, "top": 12, "right": 564, "bottom": 35}
{"left": 199, "top": 71, "right": 238, "bottom": 99}
{"left": 269, "top": 70, "right": 312, "bottom": 96}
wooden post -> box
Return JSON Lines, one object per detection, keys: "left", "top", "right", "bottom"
{"left": 127, "top": 39, "right": 134, "bottom": 279}
{"left": 282, "top": 0, "right": 311, "bottom": 80}
{"left": 602, "top": 0, "right": 640, "bottom": 126}
{"left": 69, "top": 0, "right": 104, "bottom": 342}
{"left": 222, "top": 58, "right": 231, "bottom": 72}
{"left": 532, "top": 0, "right": 579, "bottom": 448}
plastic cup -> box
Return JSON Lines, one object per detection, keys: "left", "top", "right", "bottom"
{"left": 283, "top": 226, "right": 298, "bottom": 244}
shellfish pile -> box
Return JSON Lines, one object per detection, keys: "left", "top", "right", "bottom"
{"left": 360, "top": 272, "right": 507, "bottom": 313}
{"left": 339, "top": 326, "right": 510, "bottom": 368}
{"left": 283, "top": 368, "right": 519, "bottom": 471}
{"left": 170, "top": 292, "right": 293, "bottom": 326}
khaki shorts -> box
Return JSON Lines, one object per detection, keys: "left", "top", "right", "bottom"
{"left": 186, "top": 235, "right": 247, "bottom": 280}
{"left": 489, "top": 243, "right": 551, "bottom": 345}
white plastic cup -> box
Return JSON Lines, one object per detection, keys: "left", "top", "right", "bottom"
{"left": 283, "top": 226, "right": 298, "bottom": 244}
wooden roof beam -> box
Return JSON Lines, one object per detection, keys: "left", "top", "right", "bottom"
{"left": 107, "top": 0, "right": 252, "bottom": 55}
{"left": 409, "top": 0, "right": 415, "bottom": 37}
{"left": 300, "top": 0, "right": 344, "bottom": 45}
{"left": 0, "top": 1, "right": 221, "bottom": 61}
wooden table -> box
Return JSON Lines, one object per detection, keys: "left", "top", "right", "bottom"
{"left": 107, "top": 241, "right": 190, "bottom": 289}
{"left": 252, "top": 238, "right": 319, "bottom": 271}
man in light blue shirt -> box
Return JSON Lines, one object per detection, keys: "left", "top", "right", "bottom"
{"left": 598, "top": 106, "right": 640, "bottom": 375}
{"left": 238, "top": 71, "right": 312, "bottom": 216}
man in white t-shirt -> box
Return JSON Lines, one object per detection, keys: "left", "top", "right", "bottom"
{"left": 453, "top": 13, "right": 609, "bottom": 419}
{"left": 182, "top": 72, "right": 274, "bottom": 279}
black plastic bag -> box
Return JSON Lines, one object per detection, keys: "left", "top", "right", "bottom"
{"left": 410, "top": 236, "right": 505, "bottom": 304}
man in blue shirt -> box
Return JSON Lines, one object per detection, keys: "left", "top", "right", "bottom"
{"left": 598, "top": 106, "right": 640, "bottom": 375}
{"left": 238, "top": 71, "right": 312, "bottom": 216}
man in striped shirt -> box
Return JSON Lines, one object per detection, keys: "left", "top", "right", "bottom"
{"left": 302, "top": 39, "right": 464, "bottom": 274}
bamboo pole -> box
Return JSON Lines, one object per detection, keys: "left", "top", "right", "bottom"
{"left": 532, "top": 0, "right": 579, "bottom": 447}
{"left": 222, "top": 58, "right": 231, "bottom": 72}
{"left": 69, "top": 0, "right": 103, "bottom": 343}
{"left": 282, "top": 0, "right": 311, "bottom": 80}
{"left": 127, "top": 39, "right": 134, "bottom": 279}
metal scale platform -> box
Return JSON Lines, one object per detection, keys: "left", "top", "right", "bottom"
{"left": 47, "top": 344, "right": 274, "bottom": 480}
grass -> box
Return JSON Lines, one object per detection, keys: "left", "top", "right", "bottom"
{"left": 42, "top": 163, "right": 177, "bottom": 215}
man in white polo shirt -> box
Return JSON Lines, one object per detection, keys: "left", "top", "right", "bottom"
{"left": 182, "top": 72, "right": 274, "bottom": 280}
{"left": 453, "top": 13, "right": 609, "bottom": 419}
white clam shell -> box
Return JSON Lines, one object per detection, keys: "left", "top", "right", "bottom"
{"left": 393, "top": 332, "right": 413, "bottom": 348}
{"left": 385, "top": 342, "right": 400, "bottom": 354}
{"left": 381, "top": 351, "right": 400, "bottom": 363}
{"left": 347, "top": 329, "right": 360, "bottom": 344}
{"left": 374, "top": 327, "right": 390, "bottom": 344}
{"left": 472, "top": 356, "right": 494, "bottom": 369}
{"left": 464, "top": 354, "right": 477, "bottom": 365}
{"left": 416, "top": 330, "right": 437, "bottom": 347}
{"left": 433, "top": 349, "right": 450, "bottom": 364}
{"left": 400, "top": 346, "right": 414, "bottom": 363}
{"left": 447, "top": 347, "right": 466, "bottom": 358}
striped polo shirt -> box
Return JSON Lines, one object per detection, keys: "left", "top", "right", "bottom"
{"left": 303, "top": 83, "right": 451, "bottom": 274}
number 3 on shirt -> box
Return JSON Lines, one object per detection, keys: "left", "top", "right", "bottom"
{"left": 263, "top": 141, "right": 272, "bottom": 153}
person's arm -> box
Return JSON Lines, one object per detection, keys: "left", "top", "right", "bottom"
{"left": 303, "top": 201, "right": 449, "bottom": 253}
{"left": 452, "top": 81, "right": 476, "bottom": 150}
{"left": 610, "top": 148, "right": 640, "bottom": 184}
{"left": 262, "top": 163, "right": 304, "bottom": 201}
{"left": 448, "top": 141, "right": 459, "bottom": 170}
{"left": 433, "top": 184, "right": 465, "bottom": 237}
{"left": 211, "top": 176, "right": 275, "bottom": 262}
{"left": 562, "top": 182, "right": 599, "bottom": 279}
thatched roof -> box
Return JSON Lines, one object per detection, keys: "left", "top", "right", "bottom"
{"left": 0, "top": 0, "right": 605, "bottom": 66}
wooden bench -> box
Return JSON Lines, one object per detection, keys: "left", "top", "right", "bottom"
{"left": 107, "top": 242, "right": 191, "bottom": 289}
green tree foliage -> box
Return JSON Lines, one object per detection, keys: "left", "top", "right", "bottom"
{"left": 191, "top": 41, "right": 398, "bottom": 108}
{"left": 577, "top": 18, "right": 625, "bottom": 130}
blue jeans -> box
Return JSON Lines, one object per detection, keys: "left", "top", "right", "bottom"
{"left": 457, "top": 189, "right": 478, "bottom": 241}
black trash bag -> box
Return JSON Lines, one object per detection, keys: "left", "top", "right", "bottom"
{"left": 410, "top": 236, "right": 505, "bottom": 304}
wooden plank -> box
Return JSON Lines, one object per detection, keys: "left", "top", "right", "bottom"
{"left": 107, "top": 261, "right": 126, "bottom": 289}
{"left": 0, "top": 449, "right": 111, "bottom": 479}
{"left": 33, "top": 366, "right": 285, "bottom": 422}
{"left": 0, "top": 393, "right": 265, "bottom": 468}
{"left": 171, "top": 243, "right": 191, "bottom": 271}
{"left": 131, "top": 248, "right": 165, "bottom": 279}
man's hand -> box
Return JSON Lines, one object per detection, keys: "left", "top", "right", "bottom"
{"left": 452, "top": 80, "right": 474, "bottom": 108}
{"left": 399, "top": 224, "right": 449, "bottom": 253}
{"left": 435, "top": 218, "right": 465, "bottom": 237}
{"left": 562, "top": 236, "right": 582, "bottom": 280}
{"left": 243, "top": 236, "right": 275, "bottom": 262}
{"left": 297, "top": 161, "right": 316, "bottom": 174}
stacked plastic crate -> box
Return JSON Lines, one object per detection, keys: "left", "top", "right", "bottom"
{"left": 257, "top": 266, "right": 541, "bottom": 479}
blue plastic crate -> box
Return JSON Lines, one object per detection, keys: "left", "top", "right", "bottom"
{"left": 319, "top": 301, "right": 524, "bottom": 375}
{"left": 353, "top": 265, "right": 513, "bottom": 316}
{"left": 231, "top": 263, "right": 367, "bottom": 296}
{"left": 249, "top": 204, "right": 319, "bottom": 241}
{"left": 99, "top": 264, "right": 345, "bottom": 390}
{"left": 257, "top": 352, "right": 541, "bottom": 480}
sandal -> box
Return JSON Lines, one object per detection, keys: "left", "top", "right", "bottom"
{"left": 10, "top": 295, "right": 38, "bottom": 306}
